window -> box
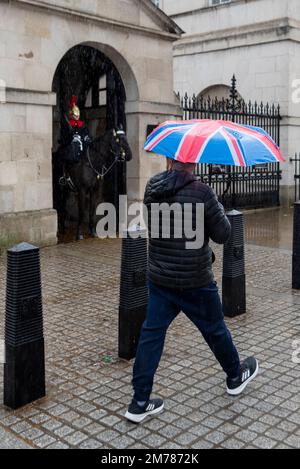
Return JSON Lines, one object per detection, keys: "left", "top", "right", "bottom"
{"left": 85, "top": 74, "right": 107, "bottom": 108}
{"left": 85, "top": 88, "right": 92, "bottom": 108}
{"left": 98, "top": 75, "right": 107, "bottom": 106}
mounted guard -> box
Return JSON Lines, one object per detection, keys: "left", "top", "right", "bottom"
{"left": 59, "top": 95, "right": 92, "bottom": 165}
{"left": 53, "top": 101, "right": 133, "bottom": 240}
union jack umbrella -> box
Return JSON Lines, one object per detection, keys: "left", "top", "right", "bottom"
{"left": 144, "top": 120, "right": 285, "bottom": 167}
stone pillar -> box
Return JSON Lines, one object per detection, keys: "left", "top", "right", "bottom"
{"left": 125, "top": 100, "right": 182, "bottom": 204}
{"left": 0, "top": 89, "right": 57, "bottom": 248}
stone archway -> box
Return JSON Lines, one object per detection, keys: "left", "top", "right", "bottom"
{"left": 51, "top": 43, "right": 135, "bottom": 240}
{"left": 198, "top": 84, "right": 243, "bottom": 101}
{"left": 82, "top": 41, "right": 140, "bottom": 104}
{"left": 52, "top": 44, "right": 128, "bottom": 152}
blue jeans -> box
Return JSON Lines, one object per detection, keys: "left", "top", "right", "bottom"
{"left": 132, "top": 281, "right": 241, "bottom": 402}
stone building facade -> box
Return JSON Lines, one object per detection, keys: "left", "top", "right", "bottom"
{"left": 0, "top": 0, "right": 182, "bottom": 247}
{"left": 158, "top": 0, "right": 300, "bottom": 206}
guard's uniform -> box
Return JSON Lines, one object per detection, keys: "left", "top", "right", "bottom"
{"left": 59, "top": 96, "right": 91, "bottom": 163}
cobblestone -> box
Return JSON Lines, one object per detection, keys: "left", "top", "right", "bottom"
{"left": 47, "top": 442, "right": 70, "bottom": 449}
{"left": 110, "top": 435, "right": 136, "bottom": 449}
{"left": 236, "top": 430, "right": 258, "bottom": 443}
{"left": 34, "top": 435, "right": 58, "bottom": 448}
{"left": 0, "top": 237, "right": 300, "bottom": 448}
{"left": 142, "top": 433, "right": 167, "bottom": 448}
{"left": 0, "top": 427, "right": 32, "bottom": 449}
{"left": 78, "top": 439, "right": 103, "bottom": 449}
{"left": 63, "top": 431, "right": 88, "bottom": 446}
{"left": 21, "top": 427, "right": 44, "bottom": 440}
{"left": 252, "top": 436, "right": 278, "bottom": 449}
{"left": 173, "top": 432, "right": 199, "bottom": 446}
{"left": 96, "top": 429, "right": 120, "bottom": 443}
{"left": 205, "top": 431, "right": 227, "bottom": 445}
{"left": 285, "top": 434, "right": 300, "bottom": 448}
{"left": 42, "top": 419, "right": 63, "bottom": 431}
{"left": 221, "top": 438, "right": 246, "bottom": 449}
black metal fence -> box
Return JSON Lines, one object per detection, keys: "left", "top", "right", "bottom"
{"left": 180, "top": 75, "right": 282, "bottom": 209}
{"left": 290, "top": 154, "right": 300, "bottom": 202}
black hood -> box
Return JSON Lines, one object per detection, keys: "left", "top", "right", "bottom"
{"left": 145, "top": 170, "right": 197, "bottom": 204}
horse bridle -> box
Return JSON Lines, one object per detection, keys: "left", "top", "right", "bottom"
{"left": 86, "top": 130, "right": 126, "bottom": 181}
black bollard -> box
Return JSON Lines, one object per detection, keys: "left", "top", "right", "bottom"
{"left": 292, "top": 202, "right": 300, "bottom": 289}
{"left": 119, "top": 227, "right": 148, "bottom": 360}
{"left": 222, "top": 210, "right": 246, "bottom": 318}
{"left": 4, "top": 243, "right": 45, "bottom": 409}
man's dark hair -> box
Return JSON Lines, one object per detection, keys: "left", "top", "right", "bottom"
{"left": 168, "top": 159, "right": 196, "bottom": 174}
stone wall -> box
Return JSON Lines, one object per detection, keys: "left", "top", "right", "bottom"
{"left": 0, "top": 0, "right": 181, "bottom": 247}
{"left": 0, "top": 209, "right": 57, "bottom": 250}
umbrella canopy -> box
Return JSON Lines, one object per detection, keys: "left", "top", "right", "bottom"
{"left": 144, "top": 119, "right": 285, "bottom": 167}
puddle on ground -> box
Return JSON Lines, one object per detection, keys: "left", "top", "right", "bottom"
{"left": 244, "top": 208, "right": 293, "bottom": 250}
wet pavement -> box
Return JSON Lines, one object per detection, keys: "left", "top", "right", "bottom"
{"left": 244, "top": 208, "right": 293, "bottom": 250}
{"left": 0, "top": 209, "right": 299, "bottom": 449}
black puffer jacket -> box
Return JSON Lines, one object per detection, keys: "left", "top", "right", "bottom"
{"left": 144, "top": 170, "right": 231, "bottom": 289}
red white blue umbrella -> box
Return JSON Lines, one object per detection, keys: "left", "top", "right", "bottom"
{"left": 144, "top": 120, "right": 285, "bottom": 167}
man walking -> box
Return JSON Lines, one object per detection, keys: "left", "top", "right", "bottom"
{"left": 125, "top": 160, "right": 258, "bottom": 424}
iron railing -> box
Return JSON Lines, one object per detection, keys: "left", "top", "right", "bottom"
{"left": 290, "top": 154, "right": 300, "bottom": 202}
{"left": 180, "top": 75, "right": 282, "bottom": 209}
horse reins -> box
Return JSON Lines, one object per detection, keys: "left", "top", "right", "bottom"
{"left": 86, "top": 147, "right": 118, "bottom": 181}
{"left": 86, "top": 130, "right": 126, "bottom": 181}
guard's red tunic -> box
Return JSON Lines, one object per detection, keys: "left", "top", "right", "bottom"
{"left": 68, "top": 119, "right": 85, "bottom": 129}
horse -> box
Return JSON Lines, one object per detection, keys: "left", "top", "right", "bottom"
{"left": 53, "top": 129, "right": 132, "bottom": 241}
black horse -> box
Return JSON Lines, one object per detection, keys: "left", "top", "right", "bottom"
{"left": 53, "top": 129, "right": 132, "bottom": 240}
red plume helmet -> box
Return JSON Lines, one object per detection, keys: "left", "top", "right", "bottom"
{"left": 69, "top": 95, "right": 80, "bottom": 119}
{"left": 69, "top": 95, "right": 77, "bottom": 111}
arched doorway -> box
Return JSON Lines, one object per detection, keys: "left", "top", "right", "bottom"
{"left": 198, "top": 84, "right": 243, "bottom": 102}
{"left": 52, "top": 44, "right": 128, "bottom": 240}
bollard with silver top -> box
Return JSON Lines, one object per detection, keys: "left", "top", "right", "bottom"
{"left": 293, "top": 202, "right": 300, "bottom": 289}
{"left": 4, "top": 242, "right": 46, "bottom": 409}
{"left": 118, "top": 226, "right": 148, "bottom": 360}
{"left": 222, "top": 210, "right": 246, "bottom": 318}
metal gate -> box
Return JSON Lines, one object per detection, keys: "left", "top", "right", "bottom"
{"left": 290, "top": 154, "right": 300, "bottom": 202}
{"left": 180, "top": 76, "right": 282, "bottom": 209}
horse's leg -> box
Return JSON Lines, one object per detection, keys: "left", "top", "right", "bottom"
{"left": 53, "top": 155, "right": 65, "bottom": 236}
{"left": 76, "top": 188, "right": 85, "bottom": 241}
{"left": 61, "top": 190, "right": 66, "bottom": 235}
{"left": 58, "top": 187, "right": 67, "bottom": 235}
{"left": 89, "top": 187, "right": 98, "bottom": 238}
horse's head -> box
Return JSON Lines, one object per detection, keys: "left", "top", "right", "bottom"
{"left": 110, "top": 129, "right": 133, "bottom": 162}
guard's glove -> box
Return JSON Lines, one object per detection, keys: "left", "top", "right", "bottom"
{"left": 84, "top": 135, "right": 92, "bottom": 145}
